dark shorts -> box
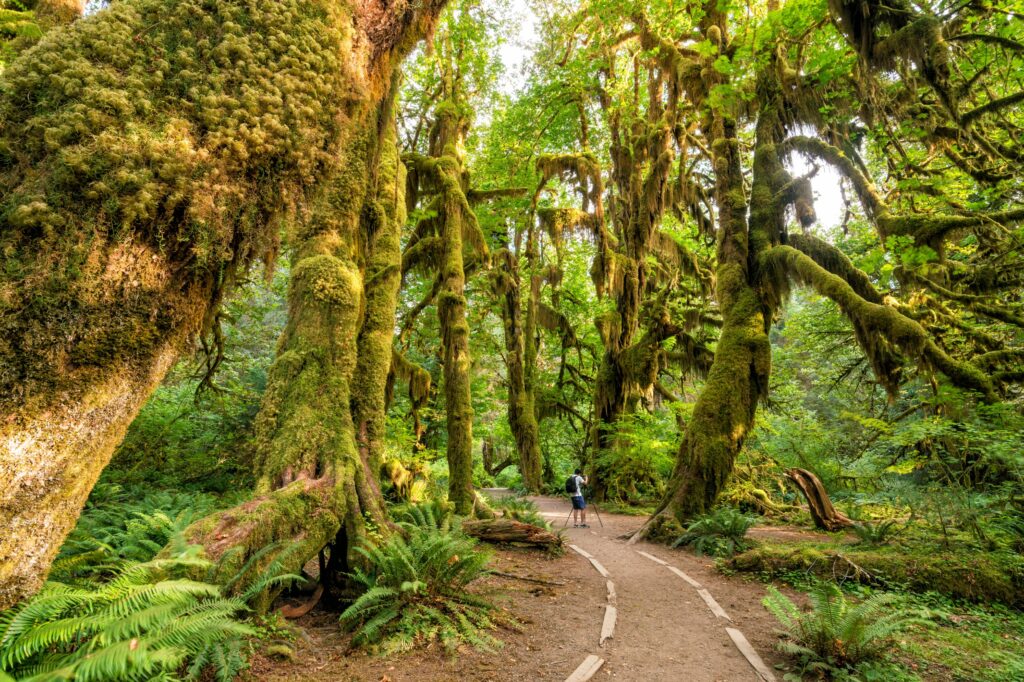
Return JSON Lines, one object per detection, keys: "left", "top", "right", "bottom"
{"left": 571, "top": 495, "right": 586, "bottom": 510}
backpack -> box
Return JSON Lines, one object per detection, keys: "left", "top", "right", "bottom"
{"left": 564, "top": 475, "right": 577, "bottom": 495}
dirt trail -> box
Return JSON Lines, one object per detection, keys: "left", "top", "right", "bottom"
{"left": 257, "top": 493, "right": 788, "bottom": 681}
{"left": 532, "top": 495, "right": 782, "bottom": 682}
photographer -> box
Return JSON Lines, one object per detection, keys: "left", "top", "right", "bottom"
{"left": 567, "top": 469, "right": 589, "bottom": 528}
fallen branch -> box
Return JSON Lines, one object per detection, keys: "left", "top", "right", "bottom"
{"left": 485, "top": 570, "right": 566, "bottom": 586}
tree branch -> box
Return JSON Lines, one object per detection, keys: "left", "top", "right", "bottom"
{"left": 780, "top": 136, "right": 887, "bottom": 219}
{"left": 762, "top": 245, "right": 997, "bottom": 401}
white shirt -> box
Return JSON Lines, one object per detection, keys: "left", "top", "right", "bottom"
{"left": 571, "top": 475, "right": 585, "bottom": 497}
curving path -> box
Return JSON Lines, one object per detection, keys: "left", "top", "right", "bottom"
{"left": 530, "top": 495, "right": 780, "bottom": 682}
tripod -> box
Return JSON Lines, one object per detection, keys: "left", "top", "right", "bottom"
{"left": 561, "top": 495, "right": 604, "bottom": 529}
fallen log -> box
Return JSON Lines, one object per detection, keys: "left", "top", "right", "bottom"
{"left": 462, "top": 518, "right": 563, "bottom": 549}
{"left": 785, "top": 468, "right": 854, "bottom": 532}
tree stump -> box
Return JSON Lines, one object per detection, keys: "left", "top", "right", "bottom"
{"left": 785, "top": 468, "right": 854, "bottom": 531}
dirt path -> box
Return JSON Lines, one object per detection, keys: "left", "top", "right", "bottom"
{"left": 255, "top": 493, "right": 789, "bottom": 681}
{"left": 531, "top": 495, "right": 782, "bottom": 682}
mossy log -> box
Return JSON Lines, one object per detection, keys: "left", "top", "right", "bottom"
{"left": 729, "top": 543, "right": 1024, "bottom": 608}
{"left": 0, "top": 0, "right": 445, "bottom": 609}
{"left": 784, "top": 468, "right": 854, "bottom": 532}
{"left": 462, "top": 519, "right": 562, "bottom": 549}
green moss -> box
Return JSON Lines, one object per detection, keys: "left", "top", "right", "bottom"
{"left": 0, "top": 0, "right": 357, "bottom": 414}
{"left": 730, "top": 542, "right": 1024, "bottom": 607}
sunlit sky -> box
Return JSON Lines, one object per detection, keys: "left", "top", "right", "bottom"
{"left": 492, "top": 0, "right": 845, "bottom": 230}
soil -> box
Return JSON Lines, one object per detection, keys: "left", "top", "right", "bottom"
{"left": 252, "top": 495, "right": 794, "bottom": 681}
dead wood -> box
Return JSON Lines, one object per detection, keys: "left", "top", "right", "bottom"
{"left": 785, "top": 468, "right": 855, "bottom": 532}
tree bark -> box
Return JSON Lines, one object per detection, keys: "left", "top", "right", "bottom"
{"left": 639, "top": 11, "right": 778, "bottom": 534}
{"left": 180, "top": 99, "right": 418, "bottom": 604}
{"left": 785, "top": 468, "right": 855, "bottom": 531}
{"left": 0, "top": 0, "right": 445, "bottom": 609}
{"left": 462, "top": 519, "right": 562, "bottom": 548}
{"left": 494, "top": 249, "right": 544, "bottom": 491}
{"left": 416, "top": 102, "right": 482, "bottom": 516}
{"left": 438, "top": 179, "right": 476, "bottom": 515}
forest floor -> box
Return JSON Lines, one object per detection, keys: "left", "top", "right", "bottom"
{"left": 253, "top": 494, "right": 791, "bottom": 681}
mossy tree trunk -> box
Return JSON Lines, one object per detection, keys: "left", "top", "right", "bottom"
{"left": 181, "top": 100, "right": 417, "bottom": 597}
{"left": 0, "top": 0, "right": 444, "bottom": 609}
{"left": 637, "top": 9, "right": 783, "bottom": 535}
{"left": 494, "top": 247, "right": 543, "bottom": 492}
{"left": 433, "top": 106, "right": 478, "bottom": 515}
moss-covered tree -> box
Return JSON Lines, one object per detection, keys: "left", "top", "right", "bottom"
{"left": 0, "top": 0, "right": 445, "bottom": 609}
{"left": 631, "top": 0, "right": 1024, "bottom": 534}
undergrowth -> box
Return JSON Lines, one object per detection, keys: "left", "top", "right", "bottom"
{"left": 0, "top": 545, "right": 299, "bottom": 681}
{"left": 763, "top": 582, "right": 934, "bottom": 681}
{"left": 340, "top": 526, "right": 504, "bottom": 655}
{"left": 673, "top": 507, "right": 755, "bottom": 557}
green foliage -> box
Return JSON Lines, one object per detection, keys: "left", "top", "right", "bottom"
{"left": 340, "top": 527, "right": 501, "bottom": 654}
{"left": 593, "top": 411, "right": 677, "bottom": 504}
{"left": 850, "top": 519, "right": 900, "bottom": 546}
{"left": 763, "top": 583, "right": 934, "bottom": 680}
{"left": 672, "top": 507, "right": 755, "bottom": 557}
{"left": 488, "top": 494, "right": 549, "bottom": 529}
{"left": 0, "top": 556, "right": 255, "bottom": 682}
{"left": 54, "top": 484, "right": 232, "bottom": 580}
{"left": 395, "top": 499, "right": 455, "bottom": 534}
{"left": 0, "top": 1, "right": 40, "bottom": 68}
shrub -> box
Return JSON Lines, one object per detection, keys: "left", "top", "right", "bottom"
{"left": 340, "top": 528, "right": 501, "bottom": 654}
{"left": 763, "top": 582, "right": 933, "bottom": 679}
{"left": 672, "top": 507, "right": 755, "bottom": 557}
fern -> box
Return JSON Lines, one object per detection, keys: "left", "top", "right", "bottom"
{"left": 672, "top": 507, "right": 754, "bottom": 557}
{"left": 851, "top": 519, "right": 901, "bottom": 546}
{"left": 489, "top": 495, "right": 550, "bottom": 529}
{"left": 54, "top": 487, "right": 224, "bottom": 582}
{"left": 340, "top": 527, "right": 507, "bottom": 654}
{"left": 396, "top": 499, "right": 455, "bottom": 533}
{"left": 0, "top": 537, "right": 301, "bottom": 681}
{"left": 763, "top": 582, "right": 934, "bottom": 678}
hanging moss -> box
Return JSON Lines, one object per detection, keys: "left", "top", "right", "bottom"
{"left": 492, "top": 248, "right": 543, "bottom": 491}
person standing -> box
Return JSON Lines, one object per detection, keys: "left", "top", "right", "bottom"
{"left": 569, "top": 469, "right": 588, "bottom": 528}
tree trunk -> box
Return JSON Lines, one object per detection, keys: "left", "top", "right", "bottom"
{"left": 352, "top": 99, "right": 408, "bottom": 513}
{"left": 181, "top": 101, "right": 416, "bottom": 603}
{"left": 427, "top": 105, "right": 479, "bottom": 515}
{"left": 638, "top": 11, "right": 776, "bottom": 535}
{"left": 0, "top": 0, "right": 445, "bottom": 609}
{"left": 0, "top": 339, "right": 182, "bottom": 610}
{"left": 495, "top": 249, "right": 543, "bottom": 491}
{"left": 439, "top": 198, "right": 476, "bottom": 514}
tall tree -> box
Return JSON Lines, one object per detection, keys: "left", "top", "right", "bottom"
{"left": 0, "top": 0, "right": 445, "bottom": 609}
{"left": 633, "top": 0, "right": 1024, "bottom": 532}
{"left": 400, "top": 0, "right": 521, "bottom": 508}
